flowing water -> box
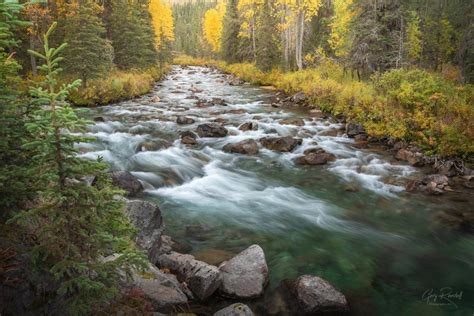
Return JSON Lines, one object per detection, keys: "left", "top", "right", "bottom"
{"left": 80, "top": 66, "right": 473, "bottom": 315}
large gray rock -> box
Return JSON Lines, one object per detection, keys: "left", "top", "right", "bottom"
{"left": 223, "top": 139, "right": 259, "bottom": 155}
{"left": 214, "top": 303, "right": 254, "bottom": 316}
{"left": 124, "top": 200, "right": 164, "bottom": 263}
{"left": 111, "top": 171, "right": 143, "bottom": 196}
{"left": 260, "top": 136, "right": 302, "bottom": 152}
{"left": 287, "top": 275, "right": 349, "bottom": 314}
{"left": 197, "top": 123, "right": 228, "bottom": 137}
{"left": 157, "top": 251, "right": 222, "bottom": 300}
{"left": 218, "top": 245, "right": 268, "bottom": 299}
{"left": 345, "top": 122, "right": 365, "bottom": 138}
{"left": 132, "top": 263, "right": 188, "bottom": 310}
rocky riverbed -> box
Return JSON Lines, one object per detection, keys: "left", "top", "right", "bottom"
{"left": 79, "top": 66, "right": 474, "bottom": 315}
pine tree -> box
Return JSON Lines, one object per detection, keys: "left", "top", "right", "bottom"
{"left": 406, "top": 10, "right": 422, "bottom": 65}
{"left": 10, "top": 23, "right": 146, "bottom": 314}
{"left": 63, "top": 1, "right": 113, "bottom": 85}
{"left": 256, "top": 0, "right": 279, "bottom": 71}
{"left": 221, "top": 0, "right": 241, "bottom": 63}
{"left": 108, "top": 0, "right": 157, "bottom": 69}
{"left": 0, "top": 2, "right": 32, "bottom": 218}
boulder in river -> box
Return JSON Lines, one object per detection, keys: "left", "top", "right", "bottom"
{"left": 125, "top": 200, "right": 164, "bottom": 263}
{"left": 238, "top": 122, "right": 256, "bottom": 131}
{"left": 395, "top": 148, "right": 424, "bottom": 167}
{"left": 345, "top": 122, "right": 365, "bottom": 138}
{"left": 197, "top": 123, "right": 228, "bottom": 137}
{"left": 176, "top": 116, "right": 195, "bottom": 125}
{"left": 138, "top": 139, "right": 172, "bottom": 152}
{"left": 157, "top": 251, "right": 222, "bottom": 300}
{"left": 405, "top": 174, "right": 450, "bottom": 195}
{"left": 223, "top": 139, "right": 259, "bottom": 155}
{"left": 110, "top": 171, "right": 143, "bottom": 196}
{"left": 180, "top": 131, "right": 198, "bottom": 145}
{"left": 218, "top": 244, "right": 268, "bottom": 299}
{"left": 279, "top": 118, "right": 305, "bottom": 126}
{"left": 210, "top": 98, "right": 227, "bottom": 106}
{"left": 260, "top": 136, "right": 302, "bottom": 152}
{"left": 295, "top": 149, "right": 336, "bottom": 165}
{"left": 214, "top": 303, "right": 254, "bottom": 316}
{"left": 285, "top": 275, "right": 349, "bottom": 315}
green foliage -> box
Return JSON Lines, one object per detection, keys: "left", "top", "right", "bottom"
{"left": 9, "top": 23, "right": 146, "bottom": 315}
{"left": 108, "top": 0, "right": 157, "bottom": 70}
{"left": 62, "top": 1, "right": 113, "bottom": 84}
{"left": 0, "top": 1, "right": 32, "bottom": 218}
{"left": 255, "top": 0, "right": 279, "bottom": 71}
{"left": 173, "top": 0, "right": 213, "bottom": 57}
{"left": 406, "top": 11, "right": 422, "bottom": 64}
{"left": 221, "top": 0, "right": 241, "bottom": 63}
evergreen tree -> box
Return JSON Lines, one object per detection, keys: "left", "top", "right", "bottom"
{"left": 0, "top": 2, "right": 32, "bottom": 218}
{"left": 10, "top": 23, "right": 145, "bottom": 314}
{"left": 256, "top": 0, "right": 279, "bottom": 71}
{"left": 108, "top": 0, "right": 157, "bottom": 69}
{"left": 63, "top": 1, "right": 113, "bottom": 84}
{"left": 221, "top": 0, "right": 241, "bottom": 63}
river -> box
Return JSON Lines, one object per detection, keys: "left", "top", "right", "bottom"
{"left": 78, "top": 66, "right": 473, "bottom": 315}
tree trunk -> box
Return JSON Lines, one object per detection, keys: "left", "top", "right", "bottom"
{"left": 30, "top": 36, "right": 37, "bottom": 76}
{"left": 295, "top": 11, "right": 304, "bottom": 70}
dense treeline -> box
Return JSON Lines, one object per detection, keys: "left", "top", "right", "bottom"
{"left": 14, "top": 0, "right": 174, "bottom": 105}
{"left": 174, "top": 0, "right": 473, "bottom": 157}
{"left": 181, "top": 0, "right": 473, "bottom": 81}
{"left": 0, "top": 1, "right": 174, "bottom": 314}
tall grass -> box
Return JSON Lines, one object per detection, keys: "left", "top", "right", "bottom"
{"left": 67, "top": 66, "right": 169, "bottom": 106}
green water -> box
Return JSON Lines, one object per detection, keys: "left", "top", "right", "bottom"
{"left": 86, "top": 65, "right": 474, "bottom": 315}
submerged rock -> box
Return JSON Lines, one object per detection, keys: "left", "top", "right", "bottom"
{"left": 110, "top": 171, "right": 143, "bottom": 196}
{"left": 197, "top": 123, "right": 228, "bottom": 137}
{"left": 157, "top": 252, "right": 222, "bottom": 300}
{"left": 160, "top": 235, "right": 193, "bottom": 254}
{"left": 405, "top": 174, "right": 450, "bottom": 195}
{"left": 285, "top": 275, "right": 349, "bottom": 315}
{"left": 223, "top": 139, "right": 259, "bottom": 155}
{"left": 214, "top": 303, "right": 254, "bottom": 316}
{"left": 218, "top": 245, "right": 268, "bottom": 299}
{"left": 279, "top": 118, "right": 305, "bottom": 126}
{"left": 124, "top": 200, "right": 164, "bottom": 263}
{"left": 260, "top": 136, "right": 302, "bottom": 152}
{"left": 177, "top": 116, "right": 195, "bottom": 125}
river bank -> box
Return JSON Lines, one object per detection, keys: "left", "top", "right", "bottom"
{"left": 65, "top": 65, "right": 170, "bottom": 106}
{"left": 173, "top": 56, "right": 474, "bottom": 162}
{"left": 81, "top": 65, "right": 473, "bottom": 314}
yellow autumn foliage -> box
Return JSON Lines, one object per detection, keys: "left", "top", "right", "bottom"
{"left": 202, "top": 1, "right": 226, "bottom": 53}
{"left": 149, "top": 0, "right": 175, "bottom": 50}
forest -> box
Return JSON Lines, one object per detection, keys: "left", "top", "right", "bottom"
{"left": 1, "top": 0, "right": 473, "bottom": 315}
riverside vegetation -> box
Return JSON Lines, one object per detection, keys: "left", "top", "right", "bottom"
{"left": 174, "top": 55, "right": 474, "bottom": 159}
